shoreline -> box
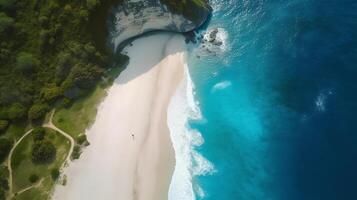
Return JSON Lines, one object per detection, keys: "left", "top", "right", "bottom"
{"left": 53, "top": 33, "right": 186, "bottom": 200}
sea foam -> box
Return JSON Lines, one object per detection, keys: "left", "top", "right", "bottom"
{"left": 168, "top": 62, "right": 214, "bottom": 200}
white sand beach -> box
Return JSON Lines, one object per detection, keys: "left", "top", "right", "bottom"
{"left": 53, "top": 33, "right": 186, "bottom": 200}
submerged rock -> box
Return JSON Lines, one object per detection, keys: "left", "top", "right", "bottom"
{"left": 109, "top": 0, "right": 211, "bottom": 51}
{"left": 193, "top": 27, "right": 228, "bottom": 58}
{"left": 208, "top": 28, "right": 218, "bottom": 42}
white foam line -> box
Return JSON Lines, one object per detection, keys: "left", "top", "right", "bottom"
{"left": 168, "top": 62, "right": 214, "bottom": 200}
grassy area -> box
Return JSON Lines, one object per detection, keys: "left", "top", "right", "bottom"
{"left": 53, "top": 85, "right": 108, "bottom": 138}
{"left": 11, "top": 128, "right": 70, "bottom": 198}
{"left": 13, "top": 186, "right": 48, "bottom": 200}
{"left": 0, "top": 122, "right": 29, "bottom": 142}
{"left": 52, "top": 53, "right": 128, "bottom": 139}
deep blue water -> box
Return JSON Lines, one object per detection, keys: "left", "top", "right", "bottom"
{"left": 188, "top": 0, "right": 357, "bottom": 199}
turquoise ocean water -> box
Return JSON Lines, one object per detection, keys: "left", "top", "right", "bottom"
{"left": 186, "top": 0, "right": 357, "bottom": 199}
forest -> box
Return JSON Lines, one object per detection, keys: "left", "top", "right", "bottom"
{"left": 0, "top": 0, "right": 127, "bottom": 199}
{"left": 0, "top": 0, "right": 127, "bottom": 128}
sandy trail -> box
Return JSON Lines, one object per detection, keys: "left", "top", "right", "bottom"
{"left": 53, "top": 33, "right": 186, "bottom": 200}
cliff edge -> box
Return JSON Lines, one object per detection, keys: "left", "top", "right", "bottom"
{"left": 109, "top": 0, "right": 211, "bottom": 50}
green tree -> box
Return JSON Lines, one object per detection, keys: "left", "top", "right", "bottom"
{"left": 0, "top": 0, "right": 15, "bottom": 11}
{"left": 0, "top": 188, "right": 5, "bottom": 200}
{"left": 31, "top": 140, "right": 56, "bottom": 165}
{"left": 29, "top": 174, "right": 39, "bottom": 183}
{"left": 41, "top": 86, "right": 62, "bottom": 102}
{"left": 32, "top": 127, "right": 45, "bottom": 141}
{"left": 86, "top": 0, "right": 100, "bottom": 10}
{"left": 51, "top": 168, "right": 60, "bottom": 181}
{"left": 68, "top": 63, "right": 103, "bottom": 89}
{"left": 7, "top": 103, "right": 26, "bottom": 120}
{"left": 76, "top": 134, "right": 89, "bottom": 145}
{"left": 28, "top": 103, "right": 49, "bottom": 120}
{"left": 0, "top": 12, "right": 14, "bottom": 33}
{"left": 15, "top": 52, "right": 38, "bottom": 73}
{"left": 0, "top": 120, "right": 8, "bottom": 132}
{"left": 55, "top": 52, "right": 73, "bottom": 83}
{"left": 0, "top": 138, "right": 11, "bottom": 163}
{"left": 0, "top": 166, "right": 9, "bottom": 191}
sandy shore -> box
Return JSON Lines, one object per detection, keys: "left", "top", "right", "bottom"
{"left": 53, "top": 34, "right": 186, "bottom": 200}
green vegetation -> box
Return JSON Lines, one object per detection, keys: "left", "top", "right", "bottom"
{"left": 0, "top": 0, "right": 127, "bottom": 131}
{"left": 2, "top": 103, "right": 26, "bottom": 121}
{"left": 15, "top": 52, "right": 38, "bottom": 73}
{"left": 0, "top": 166, "right": 9, "bottom": 200}
{"left": 51, "top": 168, "right": 60, "bottom": 181}
{"left": 28, "top": 174, "right": 39, "bottom": 183}
{"left": 0, "top": 0, "right": 210, "bottom": 198}
{"left": 53, "top": 85, "right": 108, "bottom": 138}
{"left": 31, "top": 140, "right": 56, "bottom": 165}
{"left": 11, "top": 128, "right": 70, "bottom": 198}
{"left": 72, "top": 145, "right": 82, "bottom": 160}
{"left": 13, "top": 187, "right": 47, "bottom": 200}
{"left": 0, "top": 138, "right": 11, "bottom": 163}
{"left": 0, "top": 120, "right": 8, "bottom": 133}
{"left": 159, "top": 0, "right": 210, "bottom": 23}
{"left": 0, "top": 121, "right": 28, "bottom": 141}
{"left": 0, "top": 12, "right": 13, "bottom": 33}
{"left": 77, "top": 134, "right": 90, "bottom": 146}
{"left": 32, "top": 127, "right": 45, "bottom": 141}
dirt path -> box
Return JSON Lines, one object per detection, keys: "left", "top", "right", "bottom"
{"left": 6, "top": 110, "right": 75, "bottom": 199}
{"left": 43, "top": 110, "right": 75, "bottom": 164}
{"left": 15, "top": 178, "right": 45, "bottom": 196}
{"left": 7, "top": 129, "right": 33, "bottom": 197}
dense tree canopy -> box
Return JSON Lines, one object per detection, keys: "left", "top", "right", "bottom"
{"left": 29, "top": 174, "right": 39, "bottom": 183}
{"left": 0, "top": 12, "right": 13, "bottom": 33}
{"left": 28, "top": 103, "right": 49, "bottom": 120}
{"left": 0, "top": 138, "right": 11, "bottom": 163}
{"left": 32, "top": 127, "right": 46, "bottom": 141}
{"left": 0, "top": 188, "right": 5, "bottom": 200}
{"left": 31, "top": 140, "right": 56, "bottom": 165}
{"left": 0, "top": 120, "right": 8, "bottom": 132}
{"left": 0, "top": 0, "right": 15, "bottom": 11}
{"left": 6, "top": 103, "right": 26, "bottom": 120}
{"left": 0, "top": 0, "right": 127, "bottom": 128}
{"left": 0, "top": 166, "right": 8, "bottom": 191}
{"left": 15, "top": 52, "right": 38, "bottom": 73}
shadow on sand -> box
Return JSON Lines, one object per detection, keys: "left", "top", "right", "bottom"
{"left": 114, "top": 32, "right": 186, "bottom": 85}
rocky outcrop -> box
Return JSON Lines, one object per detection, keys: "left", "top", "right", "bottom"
{"left": 109, "top": 0, "right": 211, "bottom": 51}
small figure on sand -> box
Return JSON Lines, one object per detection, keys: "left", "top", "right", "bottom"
{"left": 131, "top": 134, "right": 135, "bottom": 140}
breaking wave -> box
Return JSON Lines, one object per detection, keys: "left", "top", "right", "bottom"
{"left": 168, "top": 62, "right": 214, "bottom": 200}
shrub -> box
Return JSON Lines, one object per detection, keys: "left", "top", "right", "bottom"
{"left": 7, "top": 103, "right": 26, "bottom": 120}
{"left": 0, "top": 120, "right": 8, "bottom": 132}
{"left": 76, "top": 134, "right": 89, "bottom": 146}
{"left": 68, "top": 63, "right": 104, "bottom": 89}
{"left": 15, "top": 52, "right": 38, "bottom": 73}
{"left": 0, "top": 0, "right": 15, "bottom": 11}
{"left": 0, "top": 12, "right": 14, "bottom": 33}
{"left": 32, "top": 127, "right": 45, "bottom": 141}
{"left": 71, "top": 145, "right": 81, "bottom": 160}
{"left": 86, "top": 0, "right": 100, "bottom": 10}
{"left": 0, "top": 188, "right": 5, "bottom": 200}
{"left": 0, "top": 166, "right": 9, "bottom": 191}
{"left": 59, "top": 98, "right": 72, "bottom": 108}
{"left": 31, "top": 140, "right": 56, "bottom": 165}
{"left": 29, "top": 174, "right": 39, "bottom": 183}
{"left": 0, "top": 138, "right": 11, "bottom": 163}
{"left": 51, "top": 168, "right": 60, "bottom": 181}
{"left": 41, "top": 86, "right": 62, "bottom": 102}
{"left": 28, "top": 103, "right": 49, "bottom": 120}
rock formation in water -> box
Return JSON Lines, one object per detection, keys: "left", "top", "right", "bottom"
{"left": 109, "top": 0, "right": 211, "bottom": 50}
